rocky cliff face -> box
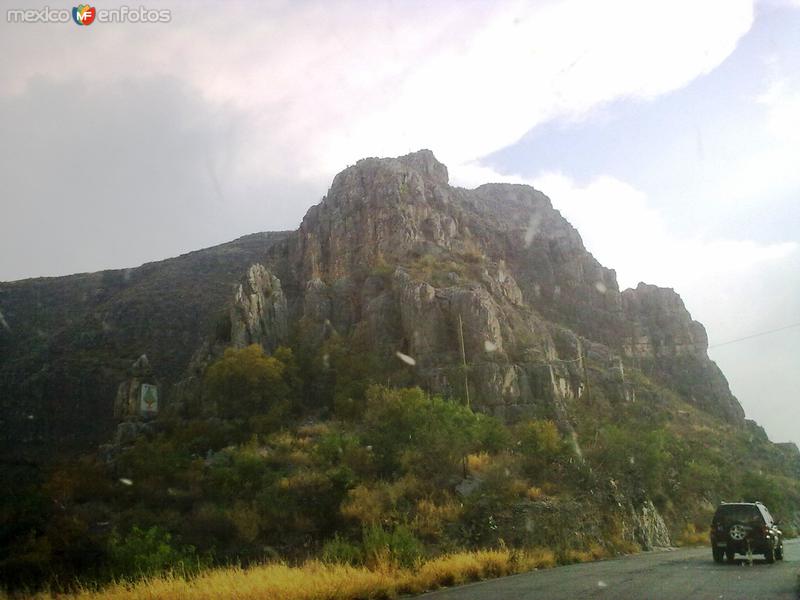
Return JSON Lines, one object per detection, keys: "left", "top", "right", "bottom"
{"left": 0, "top": 150, "right": 746, "bottom": 459}
{"left": 229, "top": 264, "right": 289, "bottom": 352}
{"left": 278, "top": 150, "right": 745, "bottom": 427}
{"left": 620, "top": 283, "right": 744, "bottom": 423}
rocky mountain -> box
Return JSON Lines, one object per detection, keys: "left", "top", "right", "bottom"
{"left": 0, "top": 150, "right": 749, "bottom": 460}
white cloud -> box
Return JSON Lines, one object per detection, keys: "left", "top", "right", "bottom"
{"left": 655, "top": 56, "right": 800, "bottom": 227}
{"left": 528, "top": 171, "right": 797, "bottom": 290}
{"left": 757, "top": 0, "right": 800, "bottom": 8}
{"left": 0, "top": 0, "right": 755, "bottom": 184}
{"left": 450, "top": 162, "right": 530, "bottom": 189}
{"left": 758, "top": 78, "right": 800, "bottom": 141}
{"left": 313, "top": 0, "right": 756, "bottom": 174}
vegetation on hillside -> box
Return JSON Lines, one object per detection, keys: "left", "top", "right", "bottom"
{"left": 2, "top": 342, "right": 799, "bottom": 596}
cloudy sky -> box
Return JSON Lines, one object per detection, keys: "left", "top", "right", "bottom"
{"left": 1, "top": 0, "right": 798, "bottom": 444}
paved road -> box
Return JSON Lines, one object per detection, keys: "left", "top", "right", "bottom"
{"left": 418, "top": 539, "right": 800, "bottom": 600}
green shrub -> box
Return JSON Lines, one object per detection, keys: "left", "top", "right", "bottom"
{"left": 204, "top": 344, "right": 291, "bottom": 420}
{"left": 589, "top": 425, "right": 670, "bottom": 499}
{"left": 362, "top": 523, "right": 423, "bottom": 569}
{"left": 108, "top": 525, "right": 203, "bottom": 579}
{"left": 474, "top": 414, "right": 512, "bottom": 454}
{"left": 513, "top": 420, "right": 567, "bottom": 481}
{"left": 321, "top": 534, "right": 363, "bottom": 565}
{"left": 682, "top": 459, "right": 721, "bottom": 498}
{"left": 363, "top": 386, "right": 484, "bottom": 482}
{"left": 457, "top": 454, "right": 523, "bottom": 547}
{"left": 739, "top": 472, "right": 790, "bottom": 518}
{"left": 314, "top": 430, "right": 375, "bottom": 478}
{"left": 170, "top": 418, "right": 241, "bottom": 454}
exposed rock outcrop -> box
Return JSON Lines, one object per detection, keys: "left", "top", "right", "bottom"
{"left": 284, "top": 150, "right": 745, "bottom": 427}
{"left": 621, "top": 283, "right": 744, "bottom": 423}
{"left": 229, "top": 264, "right": 288, "bottom": 352}
{"left": 626, "top": 499, "right": 672, "bottom": 550}
{"left": 473, "top": 493, "right": 673, "bottom": 551}
{"left": 113, "top": 354, "right": 158, "bottom": 419}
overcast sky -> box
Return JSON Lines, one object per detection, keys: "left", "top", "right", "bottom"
{"left": 1, "top": 0, "right": 798, "bottom": 444}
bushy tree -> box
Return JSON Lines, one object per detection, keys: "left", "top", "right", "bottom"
{"left": 739, "top": 472, "right": 791, "bottom": 520}
{"left": 362, "top": 385, "right": 490, "bottom": 484}
{"left": 590, "top": 425, "right": 670, "bottom": 500}
{"left": 204, "top": 344, "right": 292, "bottom": 421}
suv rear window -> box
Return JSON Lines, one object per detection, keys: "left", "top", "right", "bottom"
{"left": 713, "top": 504, "right": 764, "bottom": 526}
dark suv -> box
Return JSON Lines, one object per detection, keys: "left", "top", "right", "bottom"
{"left": 710, "top": 501, "right": 783, "bottom": 563}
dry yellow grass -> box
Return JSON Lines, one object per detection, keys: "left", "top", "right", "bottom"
{"left": 525, "top": 486, "right": 545, "bottom": 501}
{"left": 676, "top": 523, "right": 708, "bottom": 547}
{"left": 29, "top": 548, "right": 558, "bottom": 600}
{"left": 412, "top": 499, "right": 463, "bottom": 537}
{"left": 466, "top": 452, "right": 492, "bottom": 473}
{"left": 562, "top": 543, "right": 607, "bottom": 564}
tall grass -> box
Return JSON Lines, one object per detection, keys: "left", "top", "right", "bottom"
{"left": 676, "top": 523, "right": 708, "bottom": 547}
{"left": 27, "top": 548, "right": 558, "bottom": 600}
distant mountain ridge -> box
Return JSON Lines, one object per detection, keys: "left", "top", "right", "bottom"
{"left": 0, "top": 150, "right": 751, "bottom": 459}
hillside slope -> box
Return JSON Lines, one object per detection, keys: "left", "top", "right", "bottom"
{"left": 0, "top": 232, "right": 290, "bottom": 455}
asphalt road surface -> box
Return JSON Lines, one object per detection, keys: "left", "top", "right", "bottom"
{"left": 418, "top": 539, "right": 800, "bottom": 600}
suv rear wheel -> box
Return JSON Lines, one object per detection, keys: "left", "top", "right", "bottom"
{"left": 776, "top": 544, "right": 784, "bottom": 561}
{"left": 729, "top": 523, "right": 747, "bottom": 541}
{"left": 712, "top": 546, "right": 724, "bottom": 563}
{"left": 765, "top": 545, "right": 775, "bottom": 564}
